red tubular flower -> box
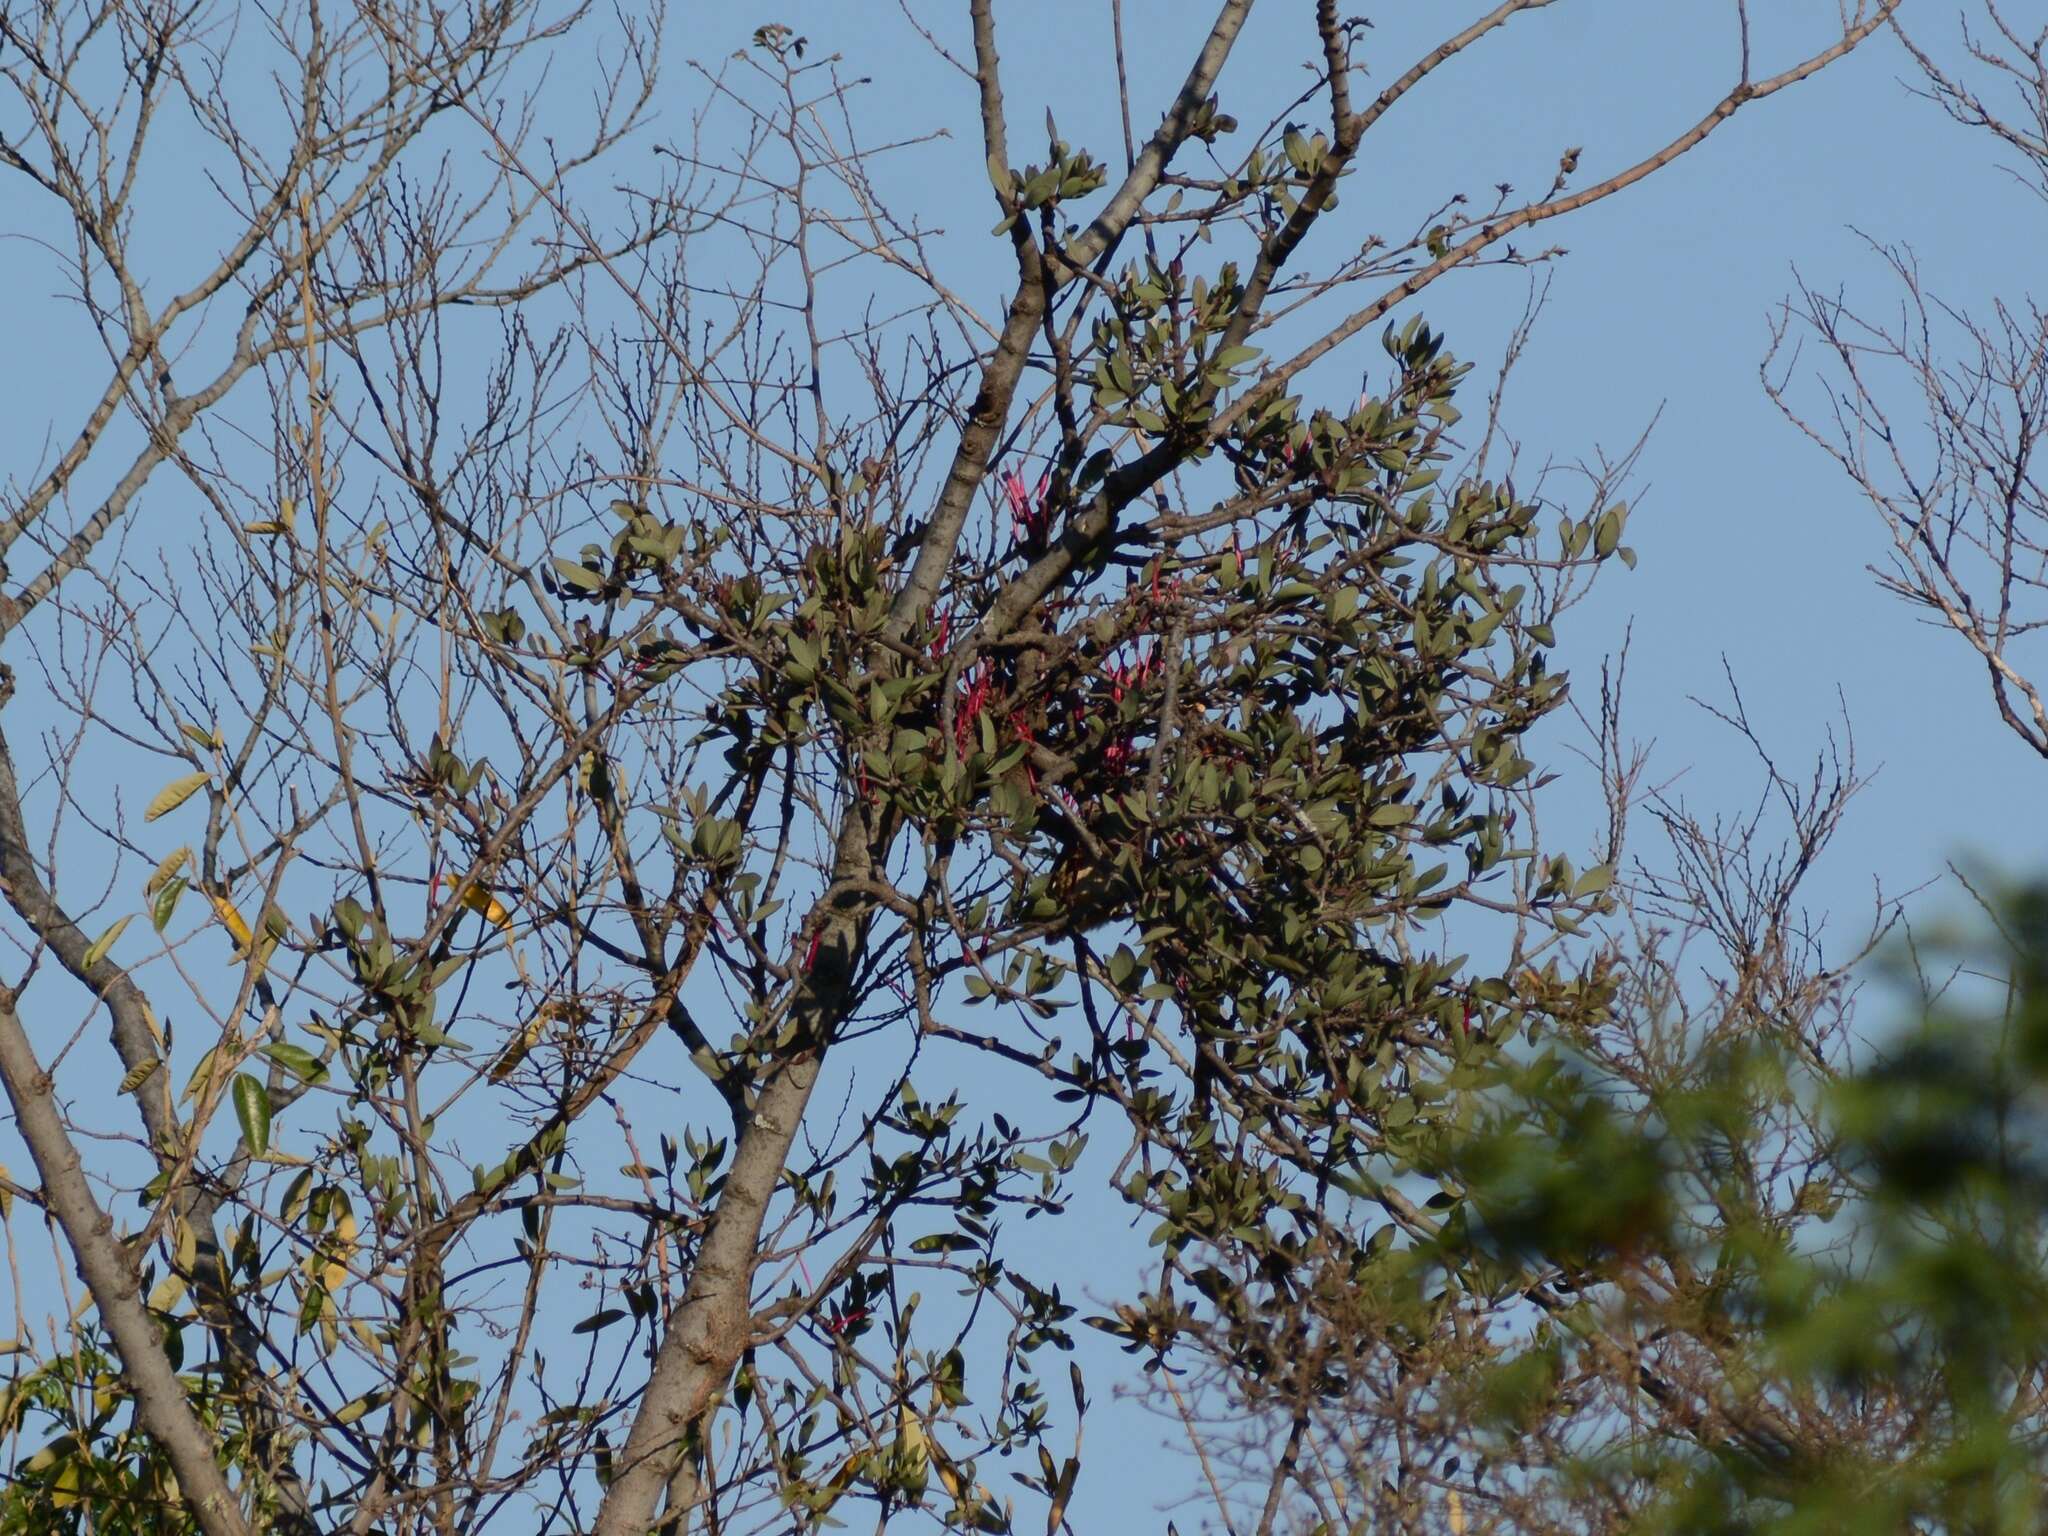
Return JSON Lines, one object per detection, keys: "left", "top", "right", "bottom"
{"left": 954, "top": 658, "right": 995, "bottom": 757}
{"left": 1001, "top": 469, "right": 1031, "bottom": 536}
{"left": 1001, "top": 468, "right": 1052, "bottom": 546}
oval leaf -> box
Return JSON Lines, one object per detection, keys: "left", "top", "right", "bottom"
{"left": 461, "top": 885, "right": 514, "bottom": 931}
{"left": 212, "top": 895, "right": 254, "bottom": 952}
{"left": 144, "top": 772, "right": 212, "bottom": 822}
{"left": 147, "top": 1271, "right": 187, "bottom": 1313}
{"left": 334, "top": 1391, "right": 384, "bottom": 1426}
{"left": 260, "top": 1042, "right": 326, "bottom": 1086}
{"left": 145, "top": 845, "right": 191, "bottom": 896}
{"left": 181, "top": 1044, "right": 220, "bottom": 1106}
{"left": 151, "top": 877, "right": 187, "bottom": 934}
{"left": 232, "top": 1072, "right": 272, "bottom": 1156}
{"left": 82, "top": 914, "right": 132, "bottom": 970}
{"left": 550, "top": 557, "right": 606, "bottom": 592}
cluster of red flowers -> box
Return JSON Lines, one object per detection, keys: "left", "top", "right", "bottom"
{"left": 1001, "top": 468, "right": 1052, "bottom": 548}
{"left": 1097, "top": 644, "right": 1165, "bottom": 775}
{"left": 955, "top": 656, "right": 998, "bottom": 759}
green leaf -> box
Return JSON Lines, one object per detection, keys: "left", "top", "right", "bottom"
{"left": 144, "top": 771, "right": 212, "bottom": 822}
{"left": 151, "top": 876, "right": 187, "bottom": 933}
{"left": 1594, "top": 508, "right": 1622, "bottom": 557}
{"left": 233, "top": 1073, "right": 272, "bottom": 1156}
{"left": 551, "top": 557, "right": 606, "bottom": 592}
{"left": 410, "top": 1019, "right": 468, "bottom": 1051}
{"left": 260, "top": 1042, "right": 328, "bottom": 1086}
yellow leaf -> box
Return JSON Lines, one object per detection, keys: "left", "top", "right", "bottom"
{"left": 212, "top": 894, "right": 254, "bottom": 952}
{"left": 435, "top": 869, "right": 514, "bottom": 932}
{"left": 145, "top": 845, "right": 191, "bottom": 896}
{"left": 49, "top": 1452, "right": 82, "bottom": 1507}
{"left": 144, "top": 772, "right": 212, "bottom": 822}
{"left": 322, "top": 1260, "right": 348, "bottom": 1292}
{"left": 463, "top": 885, "right": 513, "bottom": 931}
{"left": 488, "top": 1014, "right": 545, "bottom": 1084}
{"left": 334, "top": 1390, "right": 384, "bottom": 1426}
{"left": 1449, "top": 1488, "right": 1466, "bottom": 1536}
{"left": 148, "top": 1270, "right": 187, "bottom": 1313}
{"left": 896, "top": 1403, "right": 928, "bottom": 1460}
{"left": 181, "top": 1044, "right": 219, "bottom": 1105}
{"left": 815, "top": 1451, "right": 860, "bottom": 1509}
{"left": 82, "top": 913, "right": 132, "bottom": 969}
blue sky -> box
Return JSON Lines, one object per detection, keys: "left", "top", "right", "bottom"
{"left": 0, "top": 2, "right": 2039, "bottom": 1529}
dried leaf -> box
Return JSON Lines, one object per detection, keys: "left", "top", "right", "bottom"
{"left": 144, "top": 772, "right": 211, "bottom": 822}
{"left": 145, "top": 845, "right": 191, "bottom": 895}
{"left": 148, "top": 1270, "right": 186, "bottom": 1313}
{"left": 82, "top": 914, "right": 132, "bottom": 969}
